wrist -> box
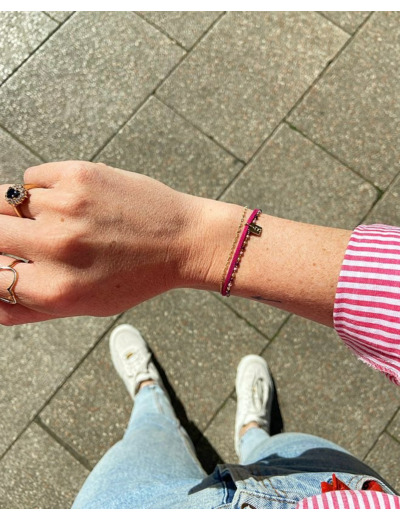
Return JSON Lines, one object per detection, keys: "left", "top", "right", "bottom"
{"left": 176, "top": 194, "right": 245, "bottom": 293}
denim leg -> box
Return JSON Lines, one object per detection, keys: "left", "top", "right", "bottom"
{"left": 239, "top": 429, "right": 351, "bottom": 466}
{"left": 72, "top": 384, "right": 207, "bottom": 509}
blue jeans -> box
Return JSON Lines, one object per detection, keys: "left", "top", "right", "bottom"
{"left": 73, "top": 384, "right": 396, "bottom": 509}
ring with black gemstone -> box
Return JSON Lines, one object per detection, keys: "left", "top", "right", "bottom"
{"left": 5, "top": 184, "right": 37, "bottom": 217}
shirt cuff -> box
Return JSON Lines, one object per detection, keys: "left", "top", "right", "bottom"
{"left": 333, "top": 223, "right": 400, "bottom": 386}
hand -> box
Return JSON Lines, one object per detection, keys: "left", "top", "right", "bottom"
{"left": 0, "top": 161, "right": 200, "bottom": 325}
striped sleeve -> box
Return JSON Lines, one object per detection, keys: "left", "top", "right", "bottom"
{"left": 296, "top": 491, "right": 400, "bottom": 509}
{"left": 333, "top": 224, "right": 400, "bottom": 386}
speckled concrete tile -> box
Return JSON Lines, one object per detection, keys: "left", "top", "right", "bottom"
{"left": 364, "top": 433, "right": 400, "bottom": 492}
{"left": 222, "top": 124, "right": 377, "bottom": 228}
{"left": 262, "top": 316, "right": 399, "bottom": 460}
{"left": 363, "top": 173, "right": 400, "bottom": 226}
{"left": 289, "top": 12, "right": 400, "bottom": 189}
{"left": 0, "top": 11, "right": 57, "bottom": 83}
{"left": 40, "top": 330, "right": 133, "bottom": 469}
{"left": 319, "top": 11, "right": 371, "bottom": 33}
{"left": 0, "top": 422, "right": 88, "bottom": 508}
{"left": 158, "top": 11, "right": 348, "bottom": 161}
{"left": 0, "top": 315, "right": 113, "bottom": 458}
{"left": 214, "top": 293, "right": 289, "bottom": 340}
{"left": 40, "top": 290, "right": 266, "bottom": 466}
{"left": 96, "top": 96, "right": 242, "bottom": 198}
{"left": 138, "top": 11, "right": 222, "bottom": 49}
{"left": 198, "top": 396, "right": 237, "bottom": 464}
{"left": 0, "top": 127, "right": 41, "bottom": 183}
{"left": 45, "top": 11, "right": 74, "bottom": 23}
{"left": 387, "top": 408, "right": 400, "bottom": 442}
{"left": 0, "top": 12, "right": 184, "bottom": 161}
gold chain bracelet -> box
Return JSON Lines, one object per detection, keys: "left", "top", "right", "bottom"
{"left": 220, "top": 206, "right": 248, "bottom": 293}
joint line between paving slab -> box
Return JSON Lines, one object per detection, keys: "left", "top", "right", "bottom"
{"left": 385, "top": 403, "right": 400, "bottom": 432}
{"left": 0, "top": 122, "right": 47, "bottom": 164}
{"left": 0, "top": 12, "right": 76, "bottom": 90}
{"left": 316, "top": 12, "right": 353, "bottom": 35}
{"left": 200, "top": 393, "right": 236, "bottom": 438}
{"left": 0, "top": 313, "right": 123, "bottom": 465}
{"left": 386, "top": 431, "right": 400, "bottom": 447}
{"left": 284, "top": 122, "right": 382, "bottom": 192}
{"left": 217, "top": 12, "right": 376, "bottom": 202}
{"left": 34, "top": 416, "right": 93, "bottom": 471}
{"left": 284, "top": 10, "right": 375, "bottom": 123}
{"left": 42, "top": 12, "right": 63, "bottom": 24}
{"left": 90, "top": 12, "right": 227, "bottom": 162}
{"left": 133, "top": 12, "right": 189, "bottom": 51}
{"left": 362, "top": 405, "right": 400, "bottom": 461}
{"left": 359, "top": 168, "right": 400, "bottom": 226}
{"left": 154, "top": 94, "right": 246, "bottom": 164}
{"left": 209, "top": 292, "right": 273, "bottom": 342}
{"left": 185, "top": 11, "right": 227, "bottom": 51}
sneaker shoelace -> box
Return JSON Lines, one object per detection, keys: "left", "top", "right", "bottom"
{"left": 252, "top": 377, "right": 265, "bottom": 412}
{"left": 240, "top": 375, "right": 265, "bottom": 415}
{"left": 122, "top": 349, "right": 152, "bottom": 377}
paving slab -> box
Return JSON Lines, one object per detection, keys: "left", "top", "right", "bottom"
{"left": 45, "top": 11, "right": 74, "bottom": 23}
{"left": 363, "top": 173, "right": 400, "bottom": 226}
{"left": 262, "top": 315, "right": 399, "bottom": 461}
{"left": 0, "top": 11, "right": 57, "bottom": 84}
{"left": 198, "top": 396, "right": 237, "bottom": 465}
{"left": 0, "top": 127, "right": 41, "bottom": 183}
{"left": 319, "top": 11, "right": 371, "bottom": 33}
{"left": 40, "top": 289, "right": 266, "bottom": 466}
{"left": 289, "top": 12, "right": 400, "bottom": 189}
{"left": 158, "top": 11, "right": 348, "bottom": 161}
{"left": 0, "top": 315, "right": 113, "bottom": 458}
{"left": 0, "top": 422, "right": 88, "bottom": 508}
{"left": 96, "top": 96, "right": 242, "bottom": 198}
{"left": 364, "top": 433, "right": 400, "bottom": 492}
{"left": 214, "top": 293, "right": 289, "bottom": 340}
{"left": 0, "top": 12, "right": 185, "bottom": 161}
{"left": 138, "top": 11, "right": 222, "bottom": 49}
{"left": 40, "top": 329, "right": 134, "bottom": 469}
{"left": 387, "top": 408, "right": 400, "bottom": 442}
{"left": 222, "top": 123, "right": 377, "bottom": 228}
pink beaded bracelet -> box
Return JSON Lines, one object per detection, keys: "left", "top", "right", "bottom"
{"left": 221, "top": 208, "right": 263, "bottom": 297}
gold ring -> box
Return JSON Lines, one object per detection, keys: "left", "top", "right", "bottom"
{"left": 5, "top": 184, "right": 37, "bottom": 218}
{"left": 0, "top": 260, "right": 23, "bottom": 304}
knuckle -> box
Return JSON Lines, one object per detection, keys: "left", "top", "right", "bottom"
{"left": 24, "top": 165, "right": 41, "bottom": 181}
{"left": 46, "top": 225, "right": 87, "bottom": 261}
{"left": 68, "top": 161, "right": 97, "bottom": 184}
{"left": 58, "top": 192, "right": 88, "bottom": 216}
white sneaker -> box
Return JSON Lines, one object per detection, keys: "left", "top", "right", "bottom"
{"left": 235, "top": 355, "right": 273, "bottom": 456}
{"left": 109, "top": 324, "right": 162, "bottom": 399}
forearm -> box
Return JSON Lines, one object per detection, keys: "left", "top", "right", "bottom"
{"left": 179, "top": 196, "right": 352, "bottom": 328}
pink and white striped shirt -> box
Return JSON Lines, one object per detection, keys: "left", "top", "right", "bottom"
{"left": 297, "top": 490, "right": 400, "bottom": 509}
{"left": 334, "top": 223, "right": 400, "bottom": 386}
{"left": 298, "top": 223, "right": 400, "bottom": 509}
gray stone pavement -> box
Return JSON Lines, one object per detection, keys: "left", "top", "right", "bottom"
{"left": 0, "top": 11, "right": 399, "bottom": 508}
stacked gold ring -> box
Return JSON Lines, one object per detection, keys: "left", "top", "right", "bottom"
{"left": 0, "top": 259, "right": 24, "bottom": 304}
{"left": 5, "top": 183, "right": 37, "bottom": 217}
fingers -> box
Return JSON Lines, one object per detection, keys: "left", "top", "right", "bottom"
{"left": 23, "top": 162, "right": 65, "bottom": 187}
{"left": 0, "top": 216, "right": 37, "bottom": 259}
{"left": 23, "top": 160, "right": 97, "bottom": 188}
{"left": 0, "top": 184, "right": 49, "bottom": 219}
